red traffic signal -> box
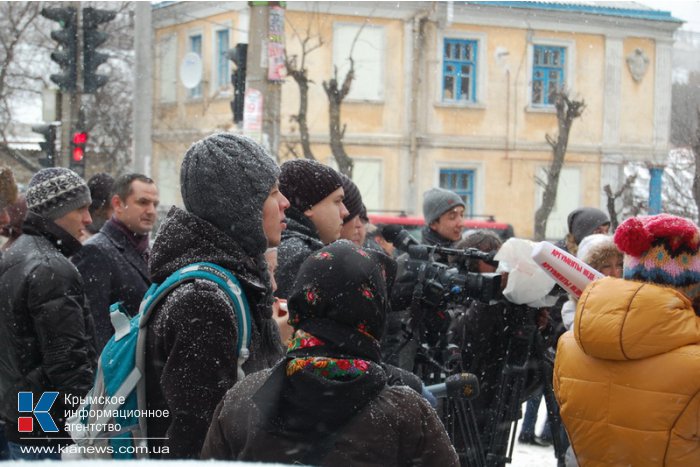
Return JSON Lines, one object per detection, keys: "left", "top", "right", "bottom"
{"left": 72, "top": 131, "right": 88, "bottom": 163}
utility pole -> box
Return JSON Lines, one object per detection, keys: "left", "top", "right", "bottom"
{"left": 133, "top": 2, "right": 153, "bottom": 174}
{"left": 246, "top": 2, "right": 283, "bottom": 159}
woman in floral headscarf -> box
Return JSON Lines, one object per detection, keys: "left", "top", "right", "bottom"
{"left": 202, "top": 240, "right": 458, "bottom": 466}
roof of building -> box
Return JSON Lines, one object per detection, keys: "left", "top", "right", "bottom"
{"left": 468, "top": 1, "right": 682, "bottom": 23}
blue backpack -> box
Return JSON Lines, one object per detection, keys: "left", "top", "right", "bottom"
{"left": 67, "top": 262, "right": 251, "bottom": 459}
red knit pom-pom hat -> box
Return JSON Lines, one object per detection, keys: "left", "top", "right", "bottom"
{"left": 614, "top": 214, "right": 700, "bottom": 300}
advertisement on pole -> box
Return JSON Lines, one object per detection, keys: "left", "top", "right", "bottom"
{"left": 267, "top": 6, "right": 286, "bottom": 81}
{"left": 243, "top": 88, "right": 263, "bottom": 142}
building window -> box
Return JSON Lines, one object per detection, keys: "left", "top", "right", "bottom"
{"left": 532, "top": 45, "right": 566, "bottom": 106}
{"left": 216, "top": 29, "right": 230, "bottom": 89}
{"left": 439, "top": 169, "right": 474, "bottom": 217}
{"left": 189, "top": 34, "right": 202, "bottom": 98}
{"left": 443, "top": 39, "right": 477, "bottom": 102}
{"left": 333, "top": 24, "right": 384, "bottom": 101}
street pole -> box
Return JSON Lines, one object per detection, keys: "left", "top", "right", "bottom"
{"left": 133, "top": 1, "right": 153, "bottom": 175}
{"left": 246, "top": 2, "right": 282, "bottom": 159}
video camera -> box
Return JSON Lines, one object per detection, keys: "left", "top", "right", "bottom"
{"left": 403, "top": 244, "right": 503, "bottom": 307}
{"left": 383, "top": 225, "right": 503, "bottom": 308}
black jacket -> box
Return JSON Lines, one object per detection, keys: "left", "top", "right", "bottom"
{"left": 275, "top": 207, "right": 324, "bottom": 299}
{"left": 144, "top": 206, "right": 283, "bottom": 459}
{"left": 201, "top": 364, "right": 459, "bottom": 466}
{"left": 0, "top": 212, "right": 97, "bottom": 446}
{"left": 72, "top": 219, "right": 151, "bottom": 351}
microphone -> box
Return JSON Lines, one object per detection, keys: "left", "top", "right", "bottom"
{"left": 426, "top": 373, "right": 480, "bottom": 400}
{"left": 532, "top": 241, "right": 604, "bottom": 298}
{"left": 381, "top": 224, "right": 420, "bottom": 252}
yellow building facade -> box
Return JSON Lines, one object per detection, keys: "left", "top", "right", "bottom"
{"left": 151, "top": 1, "right": 680, "bottom": 239}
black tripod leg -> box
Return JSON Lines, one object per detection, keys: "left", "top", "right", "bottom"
{"left": 540, "top": 360, "right": 566, "bottom": 467}
{"left": 460, "top": 400, "right": 486, "bottom": 467}
{"left": 485, "top": 369, "right": 525, "bottom": 467}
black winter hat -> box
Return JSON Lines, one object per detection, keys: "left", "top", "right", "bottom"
{"left": 279, "top": 159, "right": 343, "bottom": 212}
{"left": 26, "top": 168, "right": 91, "bottom": 220}
{"left": 287, "top": 240, "right": 397, "bottom": 362}
{"left": 567, "top": 207, "right": 610, "bottom": 245}
{"left": 339, "top": 173, "right": 363, "bottom": 224}
{"left": 180, "top": 132, "right": 280, "bottom": 257}
{"left": 87, "top": 172, "right": 115, "bottom": 211}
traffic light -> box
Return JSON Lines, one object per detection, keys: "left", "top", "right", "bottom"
{"left": 71, "top": 131, "right": 88, "bottom": 175}
{"left": 32, "top": 124, "right": 58, "bottom": 168}
{"left": 41, "top": 7, "right": 78, "bottom": 92}
{"left": 227, "top": 43, "right": 248, "bottom": 123}
{"left": 83, "top": 7, "right": 116, "bottom": 93}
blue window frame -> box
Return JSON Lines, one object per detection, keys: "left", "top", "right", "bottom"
{"left": 442, "top": 39, "right": 477, "bottom": 103}
{"left": 189, "top": 34, "right": 202, "bottom": 98}
{"left": 439, "top": 169, "right": 474, "bottom": 217}
{"left": 532, "top": 45, "right": 566, "bottom": 106}
{"left": 216, "top": 29, "right": 230, "bottom": 89}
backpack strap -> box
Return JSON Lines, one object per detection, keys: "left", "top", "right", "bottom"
{"left": 137, "top": 262, "right": 252, "bottom": 375}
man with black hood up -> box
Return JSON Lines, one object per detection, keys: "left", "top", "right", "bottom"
{"left": 144, "top": 133, "right": 289, "bottom": 459}
{"left": 201, "top": 240, "right": 459, "bottom": 466}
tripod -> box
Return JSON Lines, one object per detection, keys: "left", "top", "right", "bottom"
{"left": 482, "top": 306, "right": 566, "bottom": 467}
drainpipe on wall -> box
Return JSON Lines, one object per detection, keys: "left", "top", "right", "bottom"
{"left": 409, "top": 11, "right": 429, "bottom": 185}
{"left": 648, "top": 165, "right": 664, "bottom": 214}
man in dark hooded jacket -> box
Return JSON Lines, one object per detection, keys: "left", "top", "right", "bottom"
{"left": 0, "top": 168, "right": 97, "bottom": 459}
{"left": 275, "top": 159, "right": 348, "bottom": 298}
{"left": 201, "top": 240, "right": 459, "bottom": 466}
{"left": 144, "top": 133, "right": 289, "bottom": 459}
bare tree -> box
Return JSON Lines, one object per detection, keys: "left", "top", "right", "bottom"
{"left": 0, "top": 2, "right": 45, "bottom": 172}
{"left": 284, "top": 13, "right": 324, "bottom": 160}
{"left": 692, "top": 108, "right": 700, "bottom": 218}
{"left": 0, "top": 2, "right": 134, "bottom": 177}
{"left": 533, "top": 91, "right": 585, "bottom": 240}
{"left": 321, "top": 18, "right": 372, "bottom": 178}
{"left": 322, "top": 58, "right": 354, "bottom": 177}
{"left": 603, "top": 174, "right": 636, "bottom": 230}
{"left": 668, "top": 73, "right": 700, "bottom": 220}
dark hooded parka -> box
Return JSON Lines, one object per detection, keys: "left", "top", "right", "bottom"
{"left": 144, "top": 134, "right": 284, "bottom": 459}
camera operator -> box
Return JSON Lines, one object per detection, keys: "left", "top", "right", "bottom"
{"left": 444, "top": 231, "right": 508, "bottom": 448}
{"left": 382, "top": 188, "right": 465, "bottom": 369}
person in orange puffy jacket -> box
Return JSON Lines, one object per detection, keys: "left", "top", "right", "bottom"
{"left": 554, "top": 213, "right": 700, "bottom": 467}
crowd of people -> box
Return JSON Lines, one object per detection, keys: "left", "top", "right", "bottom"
{"left": 0, "top": 132, "right": 698, "bottom": 466}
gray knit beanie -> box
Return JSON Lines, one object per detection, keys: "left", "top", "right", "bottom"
{"left": 26, "top": 168, "right": 91, "bottom": 220}
{"left": 567, "top": 207, "right": 610, "bottom": 245}
{"left": 180, "top": 133, "right": 280, "bottom": 256}
{"left": 423, "top": 187, "right": 465, "bottom": 224}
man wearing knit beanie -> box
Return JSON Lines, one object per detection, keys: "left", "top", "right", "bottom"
{"left": 422, "top": 187, "right": 466, "bottom": 247}
{"left": 0, "top": 167, "right": 96, "bottom": 458}
{"left": 143, "top": 132, "right": 289, "bottom": 458}
{"left": 560, "top": 207, "right": 610, "bottom": 255}
{"left": 554, "top": 214, "right": 700, "bottom": 466}
{"left": 339, "top": 173, "right": 365, "bottom": 246}
{"left": 276, "top": 159, "right": 349, "bottom": 298}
